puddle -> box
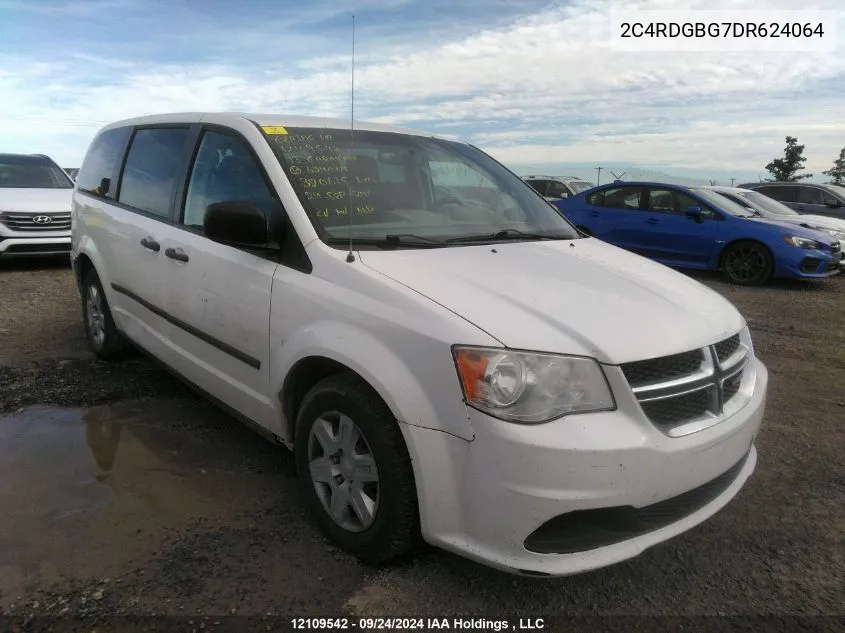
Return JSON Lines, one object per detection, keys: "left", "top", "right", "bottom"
{"left": 0, "top": 398, "right": 286, "bottom": 601}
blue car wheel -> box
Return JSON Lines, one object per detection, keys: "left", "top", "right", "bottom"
{"left": 721, "top": 241, "right": 774, "bottom": 286}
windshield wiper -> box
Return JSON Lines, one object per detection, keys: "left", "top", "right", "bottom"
{"left": 325, "top": 235, "right": 446, "bottom": 249}
{"left": 446, "top": 229, "right": 567, "bottom": 244}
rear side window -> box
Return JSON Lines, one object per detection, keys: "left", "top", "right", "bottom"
{"left": 118, "top": 128, "right": 191, "bottom": 218}
{"left": 600, "top": 186, "right": 642, "bottom": 210}
{"left": 76, "top": 127, "right": 131, "bottom": 198}
{"left": 758, "top": 185, "right": 796, "bottom": 203}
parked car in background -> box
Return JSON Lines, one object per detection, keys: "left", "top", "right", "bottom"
{"left": 738, "top": 182, "right": 845, "bottom": 220}
{"left": 72, "top": 112, "right": 768, "bottom": 577}
{"left": 523, "top": 175, "right": 595, "bottom": 201}
{"left": 0, "top": 153, "right": 74, "bottom": 258}
{"left": 554, "top": 181, "right": 841, "bottom": 285}
{"left": 708, "top": 185, "right": 845, "bottom": 244}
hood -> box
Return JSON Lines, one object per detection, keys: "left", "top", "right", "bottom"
{"left": 359, "top": 239, "right": 744, "bottom": 365}
{"left": 745, "top": 216, "right": 837, "bottom": 243}
{"left": 790, "top": 214, "right": 845, "bottom": 234}
{"left": 0, "top": 188, "right": 74, "bottom": 213}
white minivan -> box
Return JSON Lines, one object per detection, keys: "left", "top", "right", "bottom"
{"left": 71, "top": 112, "right": 767, "bottom": 576}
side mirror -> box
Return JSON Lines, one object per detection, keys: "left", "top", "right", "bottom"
{"left": 825, "top": 200, "right": 842, "bottom": 209}
{"left": 685, "top": 206, "right": 704, "bottom": 222}
{"left": 204, "top": 201, "right": 280, "bottom": 248}
{"left": 558, "top": 192, "right": 570, "bottom": 199}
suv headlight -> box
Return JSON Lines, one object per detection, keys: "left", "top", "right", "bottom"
{"left": 452, "top": 346, "right": 615, "bottom": 423}
{"left": 784, "top": 236, "right": 822, "bottom": 249}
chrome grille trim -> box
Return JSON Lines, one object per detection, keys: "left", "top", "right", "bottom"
{"left": 621, "top": 331, "right": 751, "bottom": 437}
{"left": 0, "top": 212, "right": 72, "bottom": 232}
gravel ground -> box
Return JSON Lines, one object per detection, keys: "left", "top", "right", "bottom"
{"left": 0, "top": 257, "right": 843, "bottom": 630}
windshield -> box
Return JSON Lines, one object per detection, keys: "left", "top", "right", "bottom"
{"left": 728, "top": 190, "right": 798, "bottom": 216}
{"left": 261, "top": 127, "right": 581, "bottom": 245}
{"left": 568, "top": 180, "right": 594, "bottom": 193}
{"left": 826, "top": 185, "right": 845, "bottom": 200}
{"left": 689, "top": 187, "right": 756, "bottom": 217}
{"left": 0, "top": 156, "right": 73, "bottom": 189}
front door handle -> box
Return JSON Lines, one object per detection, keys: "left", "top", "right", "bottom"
{"left": 140, "top": 236, "right": 160, "bottom": 252}
{"left": 165, "top": 247, "right": 189, "bottom": 263}
{"left": 645, "top": 218, "right": 659, "bottom": 225}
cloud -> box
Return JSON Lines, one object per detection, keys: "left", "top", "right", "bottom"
{"left": 0, "top": 0, "right": 843, "bottom": 179}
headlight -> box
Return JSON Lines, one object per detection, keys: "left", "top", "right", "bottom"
{"left": 452, "top": 346, "right": 615, "bottom": 423}
{"left": 784, "top": 236, "right": 822, "bottom": 249}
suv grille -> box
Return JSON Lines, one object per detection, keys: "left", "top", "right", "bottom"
{"left": 713, "top": 334, "right": 740, "bottom": 362}
{"left": 621, "top": 350, "right": 703, "bottom": 387}
{"left": 0, "top": 212, "right": 71, "bottom": 232}
{"left": 621, "top": 332, "right": 750, "bottom": 437}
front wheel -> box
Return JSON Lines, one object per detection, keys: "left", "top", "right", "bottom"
{"left": 721, "top": 241, "right": 773, "bottom": 286}
{"left": 294, "top": 373, "right": 420, "bottom": 564}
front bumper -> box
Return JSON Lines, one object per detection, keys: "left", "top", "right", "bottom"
{"left": 403, "top": 357, "right": 768, "bottom": 576}
{"left": 0, "top": 233, "right": 71, "bottom": 258}
{"left": 776, "top": 247, "right": 841, "bottom": 278}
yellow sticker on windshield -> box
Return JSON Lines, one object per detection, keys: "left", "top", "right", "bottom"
{"left": 262, "top": 126, "right": 288, "bottom": 135}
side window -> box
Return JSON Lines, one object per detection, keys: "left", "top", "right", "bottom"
{"left": 586, "top": 189, "right": 604, "bottom": 205}
{"left": 76, "top": 127, "right": 131, "bottom": 198}
{"left": 546, "top": 181, "right": 570, "bottom": 198}
{"left": 677, "top": 191, "right": 716, "bottom": 219}
{"left": 526, "top": 179, "right": 548, "bottom": 196}
{"left": 118, "top": 128, "right": 190, "bottom": 218}
{"left": 182, "top": 131, "right": 277, "bottom": 231}
{"left": 759, "top": 185, "right": 796, "bottom": 203}
{"left": 647, "top": 188, "right": 676, "bottom": 214}
{"left": 601, "top": 186, "right": 642, "bottom": 210}
{"left": 822, "top": 190, "right": 840, "bottom": 206}
{"left": 798, "top": 186, "right": 823, "bottom": 205}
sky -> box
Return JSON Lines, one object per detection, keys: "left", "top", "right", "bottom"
{"left": 0, "top": 0, "right": 844, "bottom": 186}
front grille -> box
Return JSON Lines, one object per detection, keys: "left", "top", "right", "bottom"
{"left": 620, "top": 349, "right": 703, "bottom": 387}
{"left": 723, "top": 372, "right": 742, "bottom": 402}
{"left": 0, "top": 212, "right": 71, "bottom": 232}
{"left": 714, "top": 334, "right": 740, "bottom": 362}
{"left": 622, "top": 331, "right": 749, "bottom": 436}
{"left": 640, "top": 389, "right": 709, "bottom": 426}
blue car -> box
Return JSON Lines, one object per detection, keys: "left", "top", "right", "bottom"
{"left": 553, "top": 181, "right": 842, "bottom": 285}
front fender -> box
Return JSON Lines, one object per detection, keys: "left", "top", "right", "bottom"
{"left": 270, "top": 320, "right": 475, "bottom": 443}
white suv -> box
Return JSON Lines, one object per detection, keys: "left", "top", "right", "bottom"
{"left": 71, "top": 112, "right": 768, "bottom": 576}
{"left": 0, "top": 153, "right": 74, "bottom": 258}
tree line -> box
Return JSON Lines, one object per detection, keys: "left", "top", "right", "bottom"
{"left": 764, "top": 136, "right": 845, "bottom": 185}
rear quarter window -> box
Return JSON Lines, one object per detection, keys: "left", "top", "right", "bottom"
{"left": 76, "top": 127, "right": 132, "bottom": 198}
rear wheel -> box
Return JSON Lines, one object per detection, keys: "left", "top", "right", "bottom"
{"left": 721, "top": 241, "right": 773, "bottom": 286}
{"left": 294, "top": 373, "right": 420, "bottom": 564}
{"left": 81, "top": 269, "right": 131, "bottom": 359}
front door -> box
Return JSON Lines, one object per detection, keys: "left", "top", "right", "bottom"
{"left": 628, "top": 187, "right": 720, "bottom": 268}
{"left": 160, "top": 128, "right": 281, "bottom": 430}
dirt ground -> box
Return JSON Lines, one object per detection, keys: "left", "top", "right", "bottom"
{"left": 0, "top": 257, "right": 843, "bottom": 628}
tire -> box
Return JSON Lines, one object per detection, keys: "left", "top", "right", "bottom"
{"left": 81, "top": 268, "right": 132, "bottom": 359}
{"left": 721, "top": 241, "right": 773, "bottom": 286}
{"left": 294, "top": 373, "right": 420, "bottom": 564}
